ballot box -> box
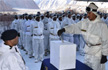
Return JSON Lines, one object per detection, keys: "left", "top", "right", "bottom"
{"left": 50, "top": 40, "right": 76, "bottom": 70}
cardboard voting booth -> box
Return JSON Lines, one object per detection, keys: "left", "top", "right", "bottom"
{"left": 50, "top": 40, "right": 76, "bottom": 70}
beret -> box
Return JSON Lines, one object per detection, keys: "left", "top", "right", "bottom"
{"left": 1, "top": 29, "right": 20, "bottom": 41}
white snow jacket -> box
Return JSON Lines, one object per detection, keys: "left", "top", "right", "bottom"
{"left": 64, "top": 15, "right": 108, "bottom": 57}
{"left": 0, "top": 41, "right": 28, "bottom": 70}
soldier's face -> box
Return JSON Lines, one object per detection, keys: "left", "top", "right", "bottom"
{"left": 11, "top": 36, "right": 19, "bottom": 46}
{"left": 68, "top": 15, "right": 71, "bottom": 18}
{"left": 87, "top": 11, "right": 97, "bottom": 21}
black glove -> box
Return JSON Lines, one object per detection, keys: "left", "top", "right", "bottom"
{"left": 100, "top": 55, "right": 107, "bottom": 64}
{"left": 57, "top": 28, "right": 65, "bottom": 36}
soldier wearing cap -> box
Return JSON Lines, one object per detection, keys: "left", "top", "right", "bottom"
{"left": 75, "top": 14, "right": 80, "bottom": 23}
{"left": 18, "top": 15, "right": 24, "bottom": 49}
{"left": 58, "top": 3, "right": 108, "bottom": 70}
{"left": 67, "top": 14, "right": 75, "bottom": 43}
{"left": 31, "top": 16, "right": 44, "bottom": 63}
{"left": 0, "top": 29, "right": 28, "bottom": 70}
{"left": 24, "top": 15, "right": 33, "bottom": 58}
{"left": 22, "top": 15, "right": 28, "bottom": 51}
{"left": 42, "top": 14, "right": 50, "bottom": 56}
{"left": 48, "top": 16, "right": 61, "bottom": 52}
{"left": 11, "top": 15, "right": 19, "bottom": 30}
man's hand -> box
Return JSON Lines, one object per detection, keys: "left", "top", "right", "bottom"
{"left": 100, "top": 55, "right": 107, "bottom": 64}
{"left": 57, "top": 28, "right": 65, "bottom": 36}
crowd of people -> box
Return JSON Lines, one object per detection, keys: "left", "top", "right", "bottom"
{"left": 10, "top": 11, "right": 87, "bottom": 62}
{"left": 10, "top": 7, "right": 108, "bottom": 63}
{"left": 0, "top": 2, "right": 108, "bottom": 70}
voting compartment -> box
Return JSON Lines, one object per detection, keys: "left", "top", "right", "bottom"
{"left": 50, "top": 40, "right": 76, "bottom": 70}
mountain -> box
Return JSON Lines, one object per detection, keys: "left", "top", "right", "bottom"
{"left": 34, "top": 0, "right": 108, "bottom": 13}
{"left": 33, "top": 0, "right": 42, "bottom": 4}
{"left": 3, "top": 0, "right": 39, "bottom": 9}
{"left": 0, "top": 0, "right": 15, "bottom": 12}
{"left": 37, "top": 0, "right": 71, "bottom": 10}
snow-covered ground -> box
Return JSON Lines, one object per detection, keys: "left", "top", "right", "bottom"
{"left": 20, "top": 48, "right": 108, "bottom": 70}
{"left": 0, "top": 40, "right": 108, "bottom": 70}
{"left": 20, "top": 49, "right": 50, "bottom": 70}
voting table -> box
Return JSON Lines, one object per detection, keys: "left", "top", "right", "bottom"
{"left": 41, "top": 40, "right": 93, "bottom": 70}
{"left": 41, "top": 58, "right": 93, "bottom": 70}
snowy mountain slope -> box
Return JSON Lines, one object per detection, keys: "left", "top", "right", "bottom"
{"left": 0, "top": 0, "right": 15, "bottom": 12}
{"left": 37, "top": 0, "right": 72, "bottom": 10}
{"left": 34, "top": 0, "right": 87, "bottom": 11}
{"left": 34, "top": 0, "right": 108, "bottom": 13}
{"left": 33, "top": 0, "right": 42, "bottom": 4}
{"left": 3, "top": 0, "right": 39, "bottom": 9}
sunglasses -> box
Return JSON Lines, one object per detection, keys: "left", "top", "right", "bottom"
{"left": 86, "top": 7, "right": 97, "bottom": 12}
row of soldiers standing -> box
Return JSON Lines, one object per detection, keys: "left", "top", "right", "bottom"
{"left": 10, "top": 11, "right": 88, "bottom": 63}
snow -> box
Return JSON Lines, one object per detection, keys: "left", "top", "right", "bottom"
{"left": 0, "top": 0, "right": 14, "bottom": 12}
{"left": 34, "top": 0, "right": 108, "bottom": 13}
{"left": 20, "top": 48, "right": 108, "bottom": 70}
{"left": 20, "top": 49, "right": 50, "bottom": 70}
{"left": 20, "top": 50, "right": 42, "bottom": 70}
{"left": 0, "top": 0, "right": 39, "bottom": 13}
{"left": 33, "top": 0, "right": 42, "bottom": 4}
{"left": 3, "top": 0, "right": 39, "bottom": 9}
{"left": 37, "top": 0, "right": 71, "bottom": 11}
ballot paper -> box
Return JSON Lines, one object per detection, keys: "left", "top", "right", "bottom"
{"left": 50, "top": 40, "right": 76, "bottom": 70}
{"left": 60, "top": 36, "right": 64, "bottom": 43}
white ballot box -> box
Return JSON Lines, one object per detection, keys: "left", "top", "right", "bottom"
{"left": 50, "top": 40, "right": 76, "bottom": 70}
